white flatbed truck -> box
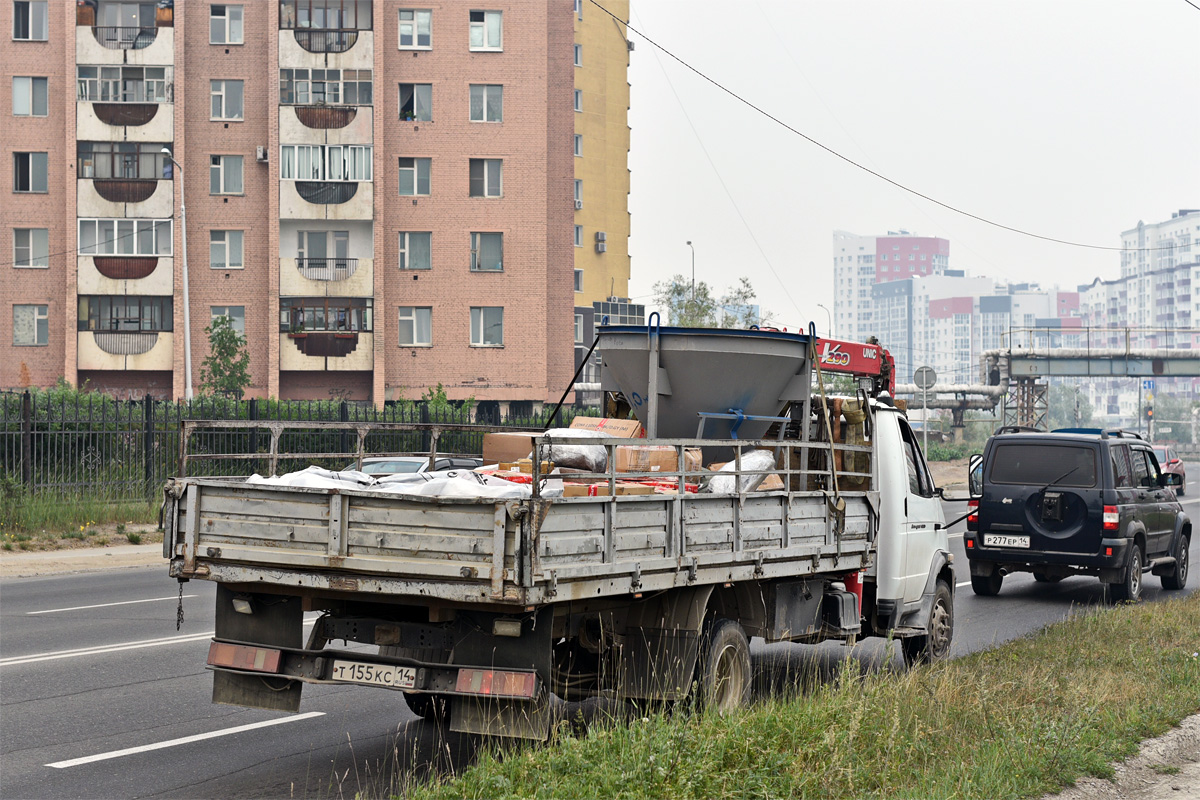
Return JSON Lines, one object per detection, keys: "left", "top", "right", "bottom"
{"left": 164, "top": 325, "right": 954, "bottom": 739}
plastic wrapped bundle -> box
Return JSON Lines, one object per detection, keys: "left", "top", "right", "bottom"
{"left": 705, "top": 449, "right": 777, "bottom": 494}
{"left": 841, "top": 399, "right": 870, "bottom": 490}
{"left": 536, "top": 428, "right": 609, "bottom": 472}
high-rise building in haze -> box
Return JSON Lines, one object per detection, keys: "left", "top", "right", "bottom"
{"left": 2, "top": 1, "right": 622, "bottom": 417}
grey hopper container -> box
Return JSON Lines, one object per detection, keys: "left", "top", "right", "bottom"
{"left": 597, "top": 324, "right": 814, "bottom": 440}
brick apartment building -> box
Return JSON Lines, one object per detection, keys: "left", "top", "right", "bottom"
{"left": 1, "top": 0, "right": 607, "bottom": 416}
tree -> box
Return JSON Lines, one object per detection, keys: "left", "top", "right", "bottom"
{"left": 652, "top": 274, "right": 769, "bottom": 328}
{"left": 199, "top": 315, "right": 251, "bottom": 398}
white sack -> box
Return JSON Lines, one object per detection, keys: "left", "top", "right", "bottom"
{"left": 705, "top": 450, "right": 777, "bottom": 494}
{"left": 247, "top": 465, "right": 373, "bottom": 489}
{"left": 536, "top": 428, "right": 609, "bottom": 472}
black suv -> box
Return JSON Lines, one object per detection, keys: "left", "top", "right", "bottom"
{"left": 965, "top": 429, "right": 1190, "bottom": 602}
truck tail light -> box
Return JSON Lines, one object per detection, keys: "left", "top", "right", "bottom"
{"left": 455, "top": 668, "right": 538, "bottom": 698}
{"left": 1103, "top": 505, "right": 1119, "bottom": 532}
{"left": 966, "top": 499, "right": 979, "bottom": 530}
{"left": 207, "top": 642, "right": 283, "bottom": 673}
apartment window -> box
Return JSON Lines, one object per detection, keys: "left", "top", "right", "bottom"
{"left": 13, "top": 304, "right": 48, "bottom": 346}
{"left": 574, "top": 0, "right": 582, "bottom": 19}
{"left": 210, "top": 230, "right": 244, "bottom": 269}
{"left": 574, "top": 179, "right": 582, "bottom": 207}
{"left": 14, "top": 228, "right": 49, "bottom": 267}
{"left": 574, "top": 90, "right": 582, "bottom": 112}
{"left": 470, "top": 306, "right": 503, "bottom": 346}
{"left": 210, "top": 305, "right": 245, "bottom": 335}
{"left": 469, "top": 232, "right": 502, "bottom": 271}
{"left": 327, "top": 145, "right": 372, "bottom": 180}
{"left": 279, "top": 0, "right": 373, "bottom": 30}
{"left": 469, "top": 84, "right": 502, "bottom": 122}
{"left": 209, "top": 155, "right": 244, "bottom": 194}
{"left": 397, "top": 157, "right": 431, "bottom": 196}
{"left": 398, "top": 83, "right": 431, "bottom": 120}
{"left": 280, "top": 69, "right": 372, "bottom": 105}
{"left": 79, "top": 219, "right": 171, "bottom": 256}
{"left": 468, "top": 10, "right": 501, "bottom": 51}
{"left": 573, "top": 44, "right": 582, "bottom": 66}
{"left": 297, "top": 230, "right": 349, "bottom": 267}
{"left": 12, "top": 77, "right": 47, "bottom": 116}
{"left": 77, "top": 66, "right": 172, "bottom": 103}
{"left": 211, "top": 80, "right": 244, "bottom": 120}
{"left": 469, "top": 159, "right": 502, "bottom": 197}
{"left": 78, "top": 296, "right": 173, "bottom": 332}
{"left": 574, "top": 269, "right": 583, "bottom": 292}
{"left": 398, "top": 306, "right": 432, "bottom": 346}
{"left": 279, "top": 297, "right": 373, "bottom": 332}
{"left": 398, "top": 9, "right": 431, "bottom": 48}
{"left": 13, "top": 1, "right": 47, "bottom": 40}
{"left": 574, "top": 134, "right": 582, "bottom": 157}
{"left": 280, "top": 144, "right": 324, "bottom": 180}
{"left": 574, "top": 225, "right": 582, "bottom": 247}
{"left": 398, "top": 231, "right": 431, "bottom": 270}
{"left": 574, "top": 313, "right": 584, "bottom": 344}
{"left": 13, "top": 152, "right": 47, "bottom": 193}
{"left": 210, "top": 5, "right": 244, "bottom": 44}
{"left": 77, "top": 142, "right": 170, "bottom": 180}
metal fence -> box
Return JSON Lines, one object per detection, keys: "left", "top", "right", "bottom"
{"left": 0, "top": 391, "right": 582, "bottom": 500}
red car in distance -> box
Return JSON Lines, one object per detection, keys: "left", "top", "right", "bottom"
{"left": 1152, "top": 446, "right": 1187, "bottom": 496}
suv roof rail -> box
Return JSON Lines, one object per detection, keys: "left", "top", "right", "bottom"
{"left": 995, "top": 425, "right": 1042, "bottom": 435}
{"left": 1050, "top": 427, "right": 1146, "bottom": 440}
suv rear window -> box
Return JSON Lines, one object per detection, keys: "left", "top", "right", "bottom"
{"left": 988, "top": 443, "right": 1098, "bottom": 488}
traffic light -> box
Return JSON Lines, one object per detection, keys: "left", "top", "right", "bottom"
{"left": 1146, "top": 406, "right": 1154, "bottom": 420}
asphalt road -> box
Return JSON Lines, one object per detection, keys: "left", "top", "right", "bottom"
{"left": 2, "top": 493, "right": 1197, "bottom": 799}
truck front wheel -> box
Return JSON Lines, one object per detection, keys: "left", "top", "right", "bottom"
{"left": 901, "top": 579, "right": 954, "bottom": 666}
{"left": 695, "top": 618, "right": 751, "bottom": 714}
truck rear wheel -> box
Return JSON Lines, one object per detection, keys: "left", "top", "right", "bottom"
{"left": 1161, "top": 535, "right": 1190, "bottom": 591}
{"left": 695, "top": 618, "right": 751, "bottom": 714}
{"left": 901, "top": 579, "right": 953, "bottom": 666}
{"left": 403, "top": 692, "right": 450, "bottom": 722}
{"left": 971, "top": 570, "right": 1003, "bottom": 596}
{"left": 1106, "top": 545, "right": 1143, "bottom": 604}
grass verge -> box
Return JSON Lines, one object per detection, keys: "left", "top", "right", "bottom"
{"left": 412, "top": 592, "right": 1200, "bottom": 800}
{"left": 0, "top": 492, "right": 160, "bottom": 551}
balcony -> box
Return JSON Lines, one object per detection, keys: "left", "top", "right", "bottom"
{"left": 281, "top": 256, "right": 372, "bottom": 296}
{"left": 77, "top": 255, "right": 172, "bottom": 295}
{"left": 278, "top": 29, "right": 372, "bottom": 70}
{"left": 75, "top": 24, "right": 173, "bottom": 66}
{"left": 78, "top": 331, "right": 173, "bottom": 371}
{"left": 78, "top": 179, "right": 172, "bottom": 218}
{"left": 294, "top": 29, "right": 358, "bottom": 53}
{"left": 295, "top": 106, "right": 356, "bottom": 129}
{"left": 279, "top": 332, "right": 373, "bottom": 371}
{"left": 78, "top": 103, "right": 172, "bottom": 142}
{"left": 281, "top": 180, "right": 371, "bottom": 220}
{"left": 279, "top": 105, "right": 372, "bottom": 145}
{"left": 91, "top": 26, "right": 157, "bottom": 50}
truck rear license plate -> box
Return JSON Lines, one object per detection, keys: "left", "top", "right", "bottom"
{"left": 331, "top": 660, "right": 416, "bottom": 689}
{"left": 983, "top": 534, "right": 1030, "bottom": 548}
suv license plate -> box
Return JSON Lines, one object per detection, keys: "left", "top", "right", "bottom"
{"left": 983, "top": 534, "right": 1030, "bottom": 548}
{"left": 331, "top": 660, "right": 417, "bottom": 689}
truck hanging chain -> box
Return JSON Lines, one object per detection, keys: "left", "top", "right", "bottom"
{"left": 176, "top": 580, "right": 185, "bottom": 630}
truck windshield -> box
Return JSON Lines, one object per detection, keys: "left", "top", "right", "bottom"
{"left": 988, "top": 444, "right": 1097, "bottom": 488}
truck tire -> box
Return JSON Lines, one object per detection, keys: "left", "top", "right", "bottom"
{"left": 695, "top": 618, "right": 751, "bottom": 714}
{"left": 971, "top": 570, "right": 1003, "bottom": 596}
{"left": 403, "top": 692, "right": 450, "bottom": 723}
{"left": 1161, "top": 535, "right": 1190, "bottom": 591}
{"left": 1106, "top": 545, "right": 1143, "bottom": 604}
{"left": 901, "top": 579, "right": 954, "bottom": 667}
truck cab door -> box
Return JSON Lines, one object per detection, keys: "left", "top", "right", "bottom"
{"left": 897, "top": 417, "right": 944, "bottom": 604}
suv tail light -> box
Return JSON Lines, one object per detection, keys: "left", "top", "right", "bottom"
{"left": 966, "top": 499, "right": 979, "bottom": 530}
{"left": 1102, "top": 505, "right": 1119, "bottom": 531}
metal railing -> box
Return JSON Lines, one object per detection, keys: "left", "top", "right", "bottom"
{"left": 91, "top": 26, "right": 158, "bottom": 50}
{"left": 293, "top": 29, "right": 359, "bottom": 53}
{"left": 295, "top": 257, "right": 359, "bottom": 281}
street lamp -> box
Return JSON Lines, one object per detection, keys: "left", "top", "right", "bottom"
{"left": 817, "top": 303, "right": 832, "bottom": 338}
{"left": 161, "top": 147, "right": 192, "bottom": 400}
{"left": 686, "top": 240, "right": 695, "bottom": 303}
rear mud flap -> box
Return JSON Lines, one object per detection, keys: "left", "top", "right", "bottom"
{"left": 450, "top": 696, "right": 553, "bottom": 740}
{"left": 212, "top": 585, "right": 304, "bottom": 713}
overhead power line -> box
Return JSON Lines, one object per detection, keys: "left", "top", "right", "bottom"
{"left": 589, "top": 0, "right": 1182, "bottom": 254}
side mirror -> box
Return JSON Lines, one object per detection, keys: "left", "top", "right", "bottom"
{"left": 1161, "top": 473, "right": 1183, "bottom": 487}
{"left": 968, "top": 453, "right": 983, "bottom": 498}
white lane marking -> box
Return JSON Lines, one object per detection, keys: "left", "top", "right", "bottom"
{"left": 948, "top": 532, "right": 962, "bottom": 539}
{"left": 956, "top": 580, "right": 972, "bottom": 588}
{"left": 27, "top": 595, "right": 198, "bottom": 616}
{"left": 46, "top": 712, "right": 326, "bottom": 769}
{"left": 1, "top": 619, "right": 315, "bottom": 666}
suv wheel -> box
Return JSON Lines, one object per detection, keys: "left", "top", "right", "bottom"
{"left": 1161, "top": 535, "right": 1190, "bottom": 591}
{"left": 971, "top": 570, "right": 1003, "bottom": 596}
{"left": 1033, "top": 571, "right": 1064, "bottom": 583}
{"left": 1107, "top": 545, "right": 1143, "bottom": 604}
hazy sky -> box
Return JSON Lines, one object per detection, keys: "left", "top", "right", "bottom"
{"left": 623, "top": 0, "right": 1200, "bottom": 332}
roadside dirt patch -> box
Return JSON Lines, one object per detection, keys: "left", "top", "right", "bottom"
{"left": 1046, "top": 715, "right": 1200, "bottom": 800}
{"left": 0, "top": 539, "right": 165, "bottom": 578}
{"left": 928, "top": 457, "right": 970, "bottom": 493}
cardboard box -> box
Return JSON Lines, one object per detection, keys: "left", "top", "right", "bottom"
{"left": 482, "top": 432, "right": 538, "bottom": 465}
{"left": 568, "top": 417, "right": 645, "bottom": 438}
{"left": 562, "top": 482, "right": 657, "bottom": 497}
{"left": 757, "top": 473, "right": 785, "bottom": 491}
{"left": 615, "top": 446, "right": 702, "bottom": 474}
